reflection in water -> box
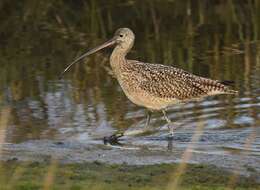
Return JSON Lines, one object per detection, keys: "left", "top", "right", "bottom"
{"left": 0, "top": 1, "right": 259, "bottom": 158}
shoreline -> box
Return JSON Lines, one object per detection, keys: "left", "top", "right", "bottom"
{"left": 2, "top": 139, "right": 260, "bottom": 177}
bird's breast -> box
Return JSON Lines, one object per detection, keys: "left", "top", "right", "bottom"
{"left": 116, "top": 72, "right": 179, "bottom": 110}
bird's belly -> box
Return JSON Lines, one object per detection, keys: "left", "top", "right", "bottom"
{"left": 116, "top": 73, "right": 179, "bottom": 110}
{"left": 122, "top": 88, "right": 179, "bottom": 110}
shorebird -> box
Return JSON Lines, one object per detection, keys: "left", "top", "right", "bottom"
{"left": 61, "top": 28, "right": 237, "bottom": 143}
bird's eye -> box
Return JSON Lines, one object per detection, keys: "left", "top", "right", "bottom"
{"left": 119, "top": 34, "right": 123, "bottom": 37}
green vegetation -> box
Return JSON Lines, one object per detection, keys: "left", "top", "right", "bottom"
{"left": 0, "top": 1, "right": 259, "bottom": 190}
{"left": 0, "top": 0, "right": 259, "bottom": 138}
{"left": 0, "top": 160, "right": 259, "bottom": 190}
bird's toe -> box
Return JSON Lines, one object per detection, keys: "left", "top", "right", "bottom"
{"left": 103, "top": 132, "right": 124, "bottom": 145}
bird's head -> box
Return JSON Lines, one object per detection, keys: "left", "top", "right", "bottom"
{"left": 113, "top": 28, "right": 135, "bottom": 51}
{"left": 60, "top": 28, "right": 135, "bottom": 77}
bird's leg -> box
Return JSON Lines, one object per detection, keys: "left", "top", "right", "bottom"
{"left": 162, "top": 110, "right": 171, "bottom": 123}
{"left": 144, "top": 110, "right": 152, "bottom": 128}
{"left": 162, "top": 110, "right": 174, "bottom": 136}
{"left": 103, "top": 110, "right": 152, "bottom": 144}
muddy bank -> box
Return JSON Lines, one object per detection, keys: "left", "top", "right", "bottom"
{"left": 1, "top": 136, "right": 260, "bottom": 180}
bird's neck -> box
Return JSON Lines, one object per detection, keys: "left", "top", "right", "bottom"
{"left": 110, "top": 46, "right": 127, "bottom": 75}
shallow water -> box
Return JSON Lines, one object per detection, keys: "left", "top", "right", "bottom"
{"left": 0, "top": 0, "right": 260, "bottom": 175}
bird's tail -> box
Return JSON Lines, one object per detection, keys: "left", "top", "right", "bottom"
{"left": 224, "top": 89, "right": 238, "bottom": 95}
{"left": 220, "top": 80, "right": 238, "bottom": 95}
{"left": 220, "top": 80, "right": 235, "bottom": 86}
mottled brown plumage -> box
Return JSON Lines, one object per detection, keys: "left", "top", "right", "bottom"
{"left": 61, "top": 28, "right": 238, "bottom": 142}
{"left": 108, "top": 28, "right": 237, "bottom": 112}
{"left": 118, "top": 60, "right": 236, "bottom": 102}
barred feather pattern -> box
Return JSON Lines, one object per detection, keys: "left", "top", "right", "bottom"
{"left": 119, "top": 60, "right": 237, "bottom": 101}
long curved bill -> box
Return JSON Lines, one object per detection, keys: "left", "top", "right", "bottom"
{"left": 59, "top": 37, "right": 116, "bottom": 77}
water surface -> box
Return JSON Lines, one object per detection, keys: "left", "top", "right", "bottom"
{"left": 0, "top": 0, "right": 259, "bottom": 175}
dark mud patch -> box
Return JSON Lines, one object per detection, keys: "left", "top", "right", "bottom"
{"left": 1, "top": 133, "right": 260, "bottom": 182}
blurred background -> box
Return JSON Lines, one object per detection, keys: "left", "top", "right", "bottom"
{"left": 0, "top": 0, "right": 259, "bottom": 159}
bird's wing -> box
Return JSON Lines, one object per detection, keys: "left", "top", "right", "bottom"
{"left": 133, "top": 62, "right": 234, "bottom": 100}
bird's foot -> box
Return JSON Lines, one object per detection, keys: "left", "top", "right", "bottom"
{"left": 103, "top": 132, "right": 124, "bottom": 145}
{"left": 166, "top": 125, "right": 175, "bottom": 139}
{"left": 167, "top": 131, "right": 174, "bottom": 140}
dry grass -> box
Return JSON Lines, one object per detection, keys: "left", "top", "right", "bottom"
{"left": 166, "top": 121, "right": 205, "bottom": 190}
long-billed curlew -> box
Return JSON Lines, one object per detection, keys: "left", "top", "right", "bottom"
{"left": 61, "top": 28, "right": 237, "bottom": 143}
